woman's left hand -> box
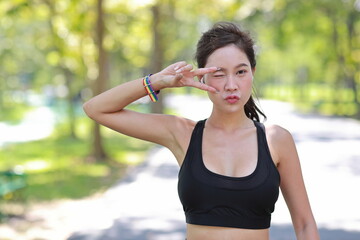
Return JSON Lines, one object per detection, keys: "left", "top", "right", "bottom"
{"left": 152, "top": 61, "right": 218, "bottom": 93}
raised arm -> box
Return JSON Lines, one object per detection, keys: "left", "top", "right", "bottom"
{"left": 83, "top": 61, "right": 217, "bottom": 154}
{"left": 267, "top": 125, "right": 320, "bottom": 240}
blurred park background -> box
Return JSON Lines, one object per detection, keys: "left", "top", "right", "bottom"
{"left": 0, "top": 0, "right": 359, "bottom": 238}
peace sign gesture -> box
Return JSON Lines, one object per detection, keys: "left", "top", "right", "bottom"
{"left": 153, "top": 61, "right": 218, "bottom": 93}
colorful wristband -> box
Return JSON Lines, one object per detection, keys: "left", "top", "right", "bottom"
{"left": 143, "top": 74, "right": 160, "bottom": 102}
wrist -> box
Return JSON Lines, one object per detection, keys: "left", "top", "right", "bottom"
{"left": 149, "top": 73, "right": 168, "bottom": 91}
{"left": 143, "top": 74, "right": 160, "bottom": 102}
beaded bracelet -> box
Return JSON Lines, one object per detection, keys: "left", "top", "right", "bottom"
{"left": 143, "top": 74, "right": 160, "bottom": 102}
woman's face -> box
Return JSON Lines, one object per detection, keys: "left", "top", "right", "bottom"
{"left": 203, "top": 44, "right": 254, "bottom": 113}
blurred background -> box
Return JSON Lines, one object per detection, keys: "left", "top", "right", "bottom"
{"left": 0, "top": 0, "right": 359, "bottom": 239}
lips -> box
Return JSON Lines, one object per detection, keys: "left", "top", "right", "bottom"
{"left": 225, "top": 95, "right": 240, "bottom": 104}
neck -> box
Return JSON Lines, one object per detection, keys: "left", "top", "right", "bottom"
{"left": 207, "top": 108, "right": 253, "bottom": 132}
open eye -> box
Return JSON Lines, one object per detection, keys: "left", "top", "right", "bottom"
{"left": 237, "top": 70, "right": 247, "bottom": 75}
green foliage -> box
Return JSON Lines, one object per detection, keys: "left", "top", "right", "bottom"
{"left": 1, "top": 0, "right": 359, "bottom": 117}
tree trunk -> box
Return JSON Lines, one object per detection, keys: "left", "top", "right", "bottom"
{"left": 0, "top": 73, "right": 3, "bottom": 112}
{"left": 91, "top": 0, "right": 108, "bottom": 162}
{"left": 63, "top": 68, "right": 77, "bottom": 139}
{"left": 345, "top": 9, "right": 359, "bottom": 108}
{"left": 150, "top": 4, "right": 164, "bottom": 114}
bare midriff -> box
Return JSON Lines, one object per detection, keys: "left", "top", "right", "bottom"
{"left": 186, "top": 224, "right": 269, "bottom": 240}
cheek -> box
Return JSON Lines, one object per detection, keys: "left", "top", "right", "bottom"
{"left": 239, "top": 78, "right": 253, "bottom": 101}
{"left": 204, "top": 76, "right": 221, "bottom": 90}
{"left": 207, "top": 81, "right": 222, "bottom": 90}
{"left": 242, "top": 76, "right": 253, "bottom": 90}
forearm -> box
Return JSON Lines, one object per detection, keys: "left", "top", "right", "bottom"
{"left": 83, "top": 61, "right": 217, "bottom": 118}
{"left": 295, "top": 222, "right": 320, "bottom": 240}
{"left": 83, "top": 73, "right": 165, "bottom": 117}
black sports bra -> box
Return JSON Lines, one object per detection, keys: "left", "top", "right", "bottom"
{"left": 177, "top": 119, "right": 280, "bottom": 229}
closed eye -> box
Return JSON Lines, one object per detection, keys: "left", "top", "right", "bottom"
{"left": 214, "top": 74, "right": 225, "bottom": 78}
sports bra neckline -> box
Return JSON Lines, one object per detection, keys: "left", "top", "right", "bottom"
{"left": 198, "top": 119, "right": 261, "bottom": 180}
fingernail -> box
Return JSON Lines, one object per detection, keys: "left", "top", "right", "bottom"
{"left": 176, "top": 69, "right": 182, "bottom": 73}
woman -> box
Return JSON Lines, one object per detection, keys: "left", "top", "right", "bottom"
{"left": 83, "top": 22, "right": 319, "bottom": 240}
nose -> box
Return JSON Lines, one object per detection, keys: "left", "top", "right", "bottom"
{"left": 224, "top": 75, "right": 238, "bottom": 92}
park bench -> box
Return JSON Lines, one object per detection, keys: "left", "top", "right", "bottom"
{"left": 0, "top": 170, "right": 26, "bottom": 200}
{"left": 0, "top": 170, "right": 27, "bottom": 220}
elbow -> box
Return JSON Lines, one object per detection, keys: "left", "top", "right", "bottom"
{"left": 83, "top": 101, "right": 96, "bottom": 119}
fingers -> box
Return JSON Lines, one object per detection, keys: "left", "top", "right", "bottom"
{"left": 175, "top": 63, "right": 193, "bottom": 73}
{"left": 191, "top": 81, "right": 217, "bottom": 93}
{"left": 169, "top": 62, "right": 218, "bottom": 93}
{"left": 192, "top": 66, "right": 218, "bottom": 76}
{"left": 172, "top": 61, "right": 187, "bottom": 71}
{"left": 174, "top": 73, "right": 183, "bottom": 81}
{"left": 172, "top": 62, "right": 217, "bottom": 76}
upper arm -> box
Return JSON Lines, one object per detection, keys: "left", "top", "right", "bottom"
{"left": 85, "top": 107, "right": 194, "bottom": 159}
{"left": 266, "top": 125, "right": 317, "bottom": 232}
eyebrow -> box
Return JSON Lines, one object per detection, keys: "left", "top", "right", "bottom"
{"left": 215, "top": 63, "right": 249, "bottom": 72}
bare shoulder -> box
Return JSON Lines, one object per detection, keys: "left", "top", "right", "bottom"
{"left": 263, "top": 123, "right": 295, "bottom": 165}
{"left": 264, "top": 124, "right": 293, "bottom": 142}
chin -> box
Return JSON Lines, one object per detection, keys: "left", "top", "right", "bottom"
{"left": 215, "top": 104, "right": 245, "bottom": 114}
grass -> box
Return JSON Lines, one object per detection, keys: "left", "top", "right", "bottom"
{"left": 0, "top": 117, "right": 152, "bottom": 203}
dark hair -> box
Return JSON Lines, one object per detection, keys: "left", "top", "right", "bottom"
{"left": 195, "top": 22, "right": 266, "bottom": 122}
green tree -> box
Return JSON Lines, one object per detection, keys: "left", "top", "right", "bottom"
{"left": 91, "top": 0, "right": 108, "bottom": 161}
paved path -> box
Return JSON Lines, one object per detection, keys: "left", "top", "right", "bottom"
{"left": 1, "top": 95, "right": 360, "bottom": 240}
